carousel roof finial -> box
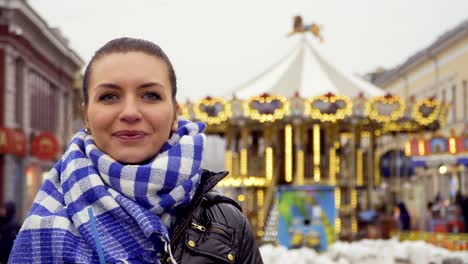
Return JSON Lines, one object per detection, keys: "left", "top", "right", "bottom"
{"left": 287, "top": 15, "right": 324, "bottom": 42}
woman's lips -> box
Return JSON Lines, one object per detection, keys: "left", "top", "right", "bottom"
{"left": 113, "top": 131, "right": 147, "bottom": 141}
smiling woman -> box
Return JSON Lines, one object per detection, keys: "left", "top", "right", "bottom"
{"left": 10, "top": 38, "right": 263, "bottom": 264}
{"left": 84, "top": 51, "right": 178, "bottom": 164}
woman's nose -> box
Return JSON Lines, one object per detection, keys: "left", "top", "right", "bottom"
{"left": 119, "top": 97, "right": 142, "bottom": 123}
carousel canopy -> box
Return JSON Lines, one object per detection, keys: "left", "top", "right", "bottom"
{"left": 229, "top": 35, "right": 385, "bottom": 99}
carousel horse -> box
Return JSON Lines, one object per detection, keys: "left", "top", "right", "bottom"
{"left": 288, "top": 15, "right": 324, "bottom": 42}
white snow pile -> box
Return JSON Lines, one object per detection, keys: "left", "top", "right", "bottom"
{"left": 260, "top": 239, "right": 468, "bottom": 264}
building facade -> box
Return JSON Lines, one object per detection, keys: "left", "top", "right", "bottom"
{"left": 371, "top": 19, "right": 468, "bottom": 221}
{"left": 0, "top": 0, "right": 83, "bottom": 219}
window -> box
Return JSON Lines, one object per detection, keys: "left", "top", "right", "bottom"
{"left": 463, "top": 80, "right": 467, "bottom": 121}
{"left": 15, "top": 58, "right": 24, "bottom": 126}
{"left": 29, "top": 71, "right": 58, "bottom": 132}
{"left": 451, "top": 84, "right": 456, "bottom": 122}
{"left": 63, "top": 92, "right": 70, "bottom": 138}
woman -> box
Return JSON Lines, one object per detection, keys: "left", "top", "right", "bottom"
{"left": 11, "top": 38, "right": 263, "bottom": 264}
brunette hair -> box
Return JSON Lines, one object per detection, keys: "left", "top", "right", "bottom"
{"left": 82, "top": 37, "right": 177, "bottom": 105}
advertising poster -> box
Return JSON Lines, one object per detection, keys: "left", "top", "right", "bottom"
{"left": 277, "top": 185, "right": 336, "bottom": 251}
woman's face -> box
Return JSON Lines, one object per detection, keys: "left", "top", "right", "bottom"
{"left": 84, "top": 51, "right": 178, "bottom": 164}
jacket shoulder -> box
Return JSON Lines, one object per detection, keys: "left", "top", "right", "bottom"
{"left": 203, "top": 190, "right": 242, "bottom": 212}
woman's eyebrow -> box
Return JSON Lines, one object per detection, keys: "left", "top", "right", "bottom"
{"left": 138, "top": 82, "right": 164, "bottom": 89}
{"left": 94, "top": 82, "right": 164, "bottom": 91}
{"left": 96, "top": 83, "right": 122, "bottom": 90}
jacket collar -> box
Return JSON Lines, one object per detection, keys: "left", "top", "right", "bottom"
{"left": 199, "top": 169, "right": 229, "bottom": 195}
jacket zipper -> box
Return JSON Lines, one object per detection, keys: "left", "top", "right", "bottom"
{"left": 191, "top": 222, "right": 206, "bottom": 232}
{"left": 160, "top": 196, "right": 206, "bottom": 262}
{"left": 160, "top": 170, "right": 229, "bottom": 262}
{"left": 191, "top": 222, "right": 229, "bottom": 236}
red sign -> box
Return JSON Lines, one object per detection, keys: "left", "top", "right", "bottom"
{"left": 0, "top": 127, "right": 27, "bottom": 157}
{"left": 31, "top": 132, "right": 60, "bottom": 161}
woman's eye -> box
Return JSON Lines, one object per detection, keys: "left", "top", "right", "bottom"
{"left": 99, "top": 94, "right": 118, "bottom": 102}
{"left": 142, "top": 92, "right": 161, "bottom": 101}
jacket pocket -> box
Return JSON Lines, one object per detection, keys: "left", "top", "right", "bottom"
{"left": 184, "top": 221, "right": 236, "bottom": 263}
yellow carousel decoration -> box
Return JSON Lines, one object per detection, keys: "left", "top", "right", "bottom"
{"left": 179, "top": 16, "right": 450, "bottom": 241}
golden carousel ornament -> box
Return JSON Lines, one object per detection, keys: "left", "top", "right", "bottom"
{"left": 193, "top": 96, "right": 231, "bottom": 126}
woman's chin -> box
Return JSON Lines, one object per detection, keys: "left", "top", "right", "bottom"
{"left": 112, "top": 153, "right": 156, "bottom": 165}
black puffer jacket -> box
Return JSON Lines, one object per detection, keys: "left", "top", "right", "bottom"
{"left": 161, "top": 170, "right": 263, "bottom": 264}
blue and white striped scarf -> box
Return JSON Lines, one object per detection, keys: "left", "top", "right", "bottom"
{"left": 11, "top": 119, "right": 206, "bottom": 264}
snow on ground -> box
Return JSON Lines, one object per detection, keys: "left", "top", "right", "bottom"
{"left": 260, "top": 239, "right": 468, "bottom": 264}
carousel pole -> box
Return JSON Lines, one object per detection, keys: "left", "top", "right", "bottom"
{"left": 328, "top": 123, "right": 338, "bottom": 186}
{"left": 313, "top": 123, "right": 321, "bottom": 182}
{"left": 264, "top": 123, "right": 274, "bottom": 183}
{"left": 395, "top": 134, "right": 401, "bottom": 200}
{"left": 224, "top": 125, "right": 233, "bottom": 177}
{"left": 294, "top": 123, "right": 305, "bottom": 185}
{"left": 240, "top": 126, "right": 249, "bottom": 177}
{"left": 285, "top": 123, "right": 293, "bottom": 183}
{"left": 351, "top": 121, "right": 362, "bottom": 235}
{"left": 366, "top": 127, "right": 376, "bottom": 210}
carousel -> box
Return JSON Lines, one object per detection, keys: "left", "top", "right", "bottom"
{"left": 179, "top": 17, "right": 450, "bottom": 244}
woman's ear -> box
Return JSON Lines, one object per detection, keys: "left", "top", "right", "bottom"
{"left": 82, "top": 102, "right": 89, "bottom": 131}
{"left": 172, "top": 103, "right": 180, "bottom": 132}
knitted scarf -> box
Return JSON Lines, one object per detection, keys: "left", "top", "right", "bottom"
{"left": 10, "top": 119, "right": 206, "bottom": 264}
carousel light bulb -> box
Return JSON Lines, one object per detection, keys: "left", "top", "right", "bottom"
{"left": 439, "top": 165, "right": 448, "bottom": 174}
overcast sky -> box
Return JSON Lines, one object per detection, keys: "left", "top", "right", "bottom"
{"left": 29, "top": 0, "right": 468, "bottom": 101}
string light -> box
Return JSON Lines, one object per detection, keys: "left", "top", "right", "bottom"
{"left": 313, "top": 124, "right": 321, "bottom": 182}
{"left": 285, "top": 125, "right": 293, "bottom": 182}
{"left": 418, "top": 140, "right": 426, "bottom": 155}
{"left": 356, "top": 149, "right": 363, "bottom": 186}
{"left": 351, "top": 189, "right": 357, "bottom": 209}
{"left": 297, "top": 150, "right": 304, "bottom": 185}
{"left": 178, "top": 103, "right": 191, "bottom": 119}
{"left": 305, "top": 94, "right": 352, "bottom": 122}
{"left": 335, "top": 218, "right": 341, "bottom": 234}
{"left": 240, "top": 149, "right": 248, "bottom": 176}
{"left": 244, "top": 94, "right": 289, "bottom": 123}
{"left": 193, "top": 97, "right": 231, "bottom": 125}
{"left": 265, "top": 147, "right": 273, "bottom": 181}
{"left": 449, "top": 137, "right": 456, "bottom": 154}
{"left": 365, "top": 95, "right": 405, "bottom": 123}
{"left": 405, "top": 141, "right": 411, "bottom": 156}
{"left": 335, "top": 188, "right": 341, "bottom": 209}
{"left": 335, "top": 140, "right": 340, "bottom": 175}
{"left": 413, "top": 98, "right": 441, "bottom": 126}
{"left": 257, "top": 190, "right": 264, "bottom": 228}
{"left": 352, "top": 216, "right": 358, "bottom": 233}
{"left": 329, "top": 147, "right": 336, "bottom": 185}
{"left": 217, "top": 177, "right": 267, "bottom": 187}
{"left": 257, "top": 190, "right": 264, "bottom": 207}
{"left": 225, "top": 150, "right": 232, "bottom": 174}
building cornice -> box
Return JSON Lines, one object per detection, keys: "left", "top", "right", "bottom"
{"left": 0, "top": 0, "right": 84, "bottom": 67}
{"left": 373, "top": 18, "right": 468, "bottom": 86}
